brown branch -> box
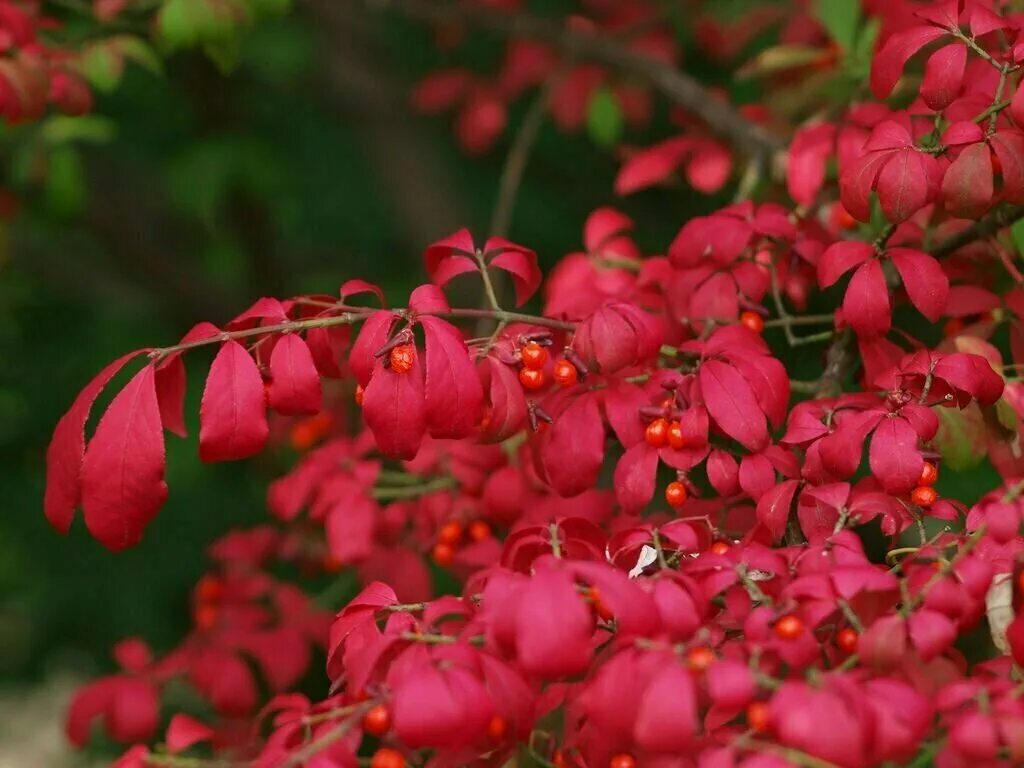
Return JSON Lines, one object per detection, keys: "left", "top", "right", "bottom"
{"left": 933, "top": 203, "right": 1024, "bottom": 258}
{"left": 360, "top": 0, "right": 783, "bottom": 164}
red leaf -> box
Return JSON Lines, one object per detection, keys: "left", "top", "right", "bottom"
{"left": 991, "top": 130, "right": 1024, "bottom": 203}
{"left": 686, "top": 140, "right": 732, "bottom": 193}
{"left": 613, "top": 442, "right": 658, "bottom": 513}
{"left": 166, "top": 714, "right": 214, "bottom": 754}
{"left": 267, "top": 334, "right": 322, "bottom": 416}
{"left": 340, "top": 278, "right": 385, "bottom": 305}
{"left": 788, "top": 123, "right": 835, "bottom": 207}
{"left": 306, "top": 323, "right": 349, "bottom": 378}
{"left": 876, "top": 149, "right": 933, "bottom": 223}
{"left": 615, "top": 137, "right": 691, "bottom": 195}
{"left": 839, "top": 150, "right": 892, "bottom": 223}
{"left": 870, "top": 25, "right": 948, "bottom": 99}
{"left": 584, "top": 207, "right": 632, "bottom": 251}
{"left": 888, "top": 247, "right": 949, "bottom": 322}
{"left": 941, "top": 142, "right": 993, "bottom": 218}
{"left": 349, "top": 310, "right": 396, "bottom": 388}
{"left": 226, "top": 297, "right": 288, "bottom": 330}
{"left": 921, "top": 43, "right": 966, "bottom": 110}
{"left": 362, "top": 358, "right": 426, "bottom": 460}
{"left": 489, "top": 248, "right": 542, "bottom": 307}
{"left": 818, "top": 241, "right": 873, "bottom": 288}
{"left": 199, "top": 341, "right": 269, "bottom": 462}
{"left": 409, "top": 284, "right": 451, "bottom": 315}
{"left": 479, "top": 358, "right": 527, "bottom": 441}
{"left": 634, "top": 664, "right": 697, "bottom": 751}
{"left": 45, "top": 351, "right": 145, "bottom": 534}
{"left": 539, "top": 393, "right": 606, "bottom": 496}
{"left": 699, "top": 359, "right": 768, "bottom": 451}
{"left": 756, "top": 479, "right": 799, "bottom": 541}
{"left": 155, "top": 356, "right": 187, "bottom": 438}
{"left": 80, "top": 365, "right": 167, "bottom": 551}
{"left": 843, "top": 259, "right": 891, "bottom": 336}
{"left": 420, "top": 316, "right": 484, "bottom": 439}
{"left": 869, "top": 417, "right": 923, "bottom": 494}
{"left": 424, "top": 228, "right": 477, "bottom": 281}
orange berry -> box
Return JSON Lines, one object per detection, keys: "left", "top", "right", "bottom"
{"left": 323, "top": 554, "right": 343, "bottom": 573}
{"left": 362, "top": 704, "right": 391, "bottom": 737}
{"left": 834, "top": 202, "right": 857, "bottom": 230}
{"left": 665, "top": 481, "right": 688, "bottom": 507}
{"left": 740, "top": 310, "right": 765, "bottom": 334}
{"left": 196, "top": 575, "right": 223, "bottom": 603}
{"left": 487, "top": 714, "right": 507, "bottom": 741}
{"left": 836, "top": 627, "right": 858, "bottom": 654}
{"left": 389, "top": 345, "right": 416, "bottom": 374}
{"left": 710, "top": 541, "right": 731, "bottom": 555}
{"left": 919, "top": 462, "right": 938, "bottom": 487}
{"left": 586, "top": 586, "right": 615, "bottom": 622}
{"left": 645, "top": 417, "right": 670, "bottom": 448}
{"left": 667, "top": 420, "right": 686, "bottom": 450}
{"left": 438, "top": 521, "right": 463, "bottom": 545}
{"left": 774, "top": 614, "right": 804, "bottom": 640}
{"left": 290, "top": 421, "right": 318, "bottom": 451}
{"left": 468, "top": 520, "right": 491, "bottom": 542}
{"left": 553, "top": 359, "right": 579, "bottom": 387}
{"left": 194, "top": 604, "right": 219, "bottom": 631}
{"left": 610, "top": 754, "right": 637, "bottom": 768}
{"left": 746, "top": 701, "right": 770, "bottom": 733}
{"left": 943, "top": 318, "right": 965, "bottom": 338}
{"left": 518, "top": 367, "right": 546, "bottom": 391}
{"left": 432, "top": 542, "right": 454, "bottom": 566}
{"left": 686, "top": 645, "right": 716, "bottom": 672}
{"left": 371, "top": 748, "right": 404, "bottom": 768}
{"left": 911, "top": 486, "right": 938, "bottom": 508}
{"left": 355, "top": 384, "right": 365, "bottom": 406}
{"left": 553, "top": 750, "right": 568, "bottom": 768}
{"left": 520, "top": 342, "right": 549, "bottom": 370}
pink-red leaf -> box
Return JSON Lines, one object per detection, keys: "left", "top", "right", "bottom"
{"left": 489, "top": 248, "right": 542, "bottom": 307}
{"left": 199, "top": 341, "right": 269, "bottom": 462}
{"left": 267, "top": 334, "right": 322, "bottom": 416}
{"left": 843, "top": 260, "right": 891, "bottom": 336}
{"left": 699, "top": 360, "right": 768, "bottom": 451}
{"left": 420, "top": 316, "right": 484, "bottom": 439}
{"left": 80, "top": 365, "right": 167, "bottom": 551}
{"left": 888, "top": 247, "right": 949, "bottom": 322}
{"left": 362, "top": 359, "right": 426, "bottom": 460}
{"left": 45, "top": 350, "right": 145, "bottom": 534}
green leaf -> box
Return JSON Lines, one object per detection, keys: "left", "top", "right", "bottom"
{"left": 813, "top": 0, "right": 860, "bottom": 52}
{"left": 1012, "top": 217, "right": 1024, "bottom": 255}
{"left": 158, "top": 0, "right": 200, "bottom": 48}
{"left": 80, "top": 44, "right": 124, "bottom": 93}
{"left": 737, "top": 45, "right": 830, "bottom": 80}
{"left": 847, "top": 17, "right": 880, "bottom": 81}
{"left": 44, "top": 147, "right": 86, "bottom": 219}
{"left": 40, "top": 115, "right": 117, "bottom": 145}
{"left": 935, "top": 403, "right": 987, "bottom": 472}
{"left": 586, "top": 88, "right": 623, "bottom": 149}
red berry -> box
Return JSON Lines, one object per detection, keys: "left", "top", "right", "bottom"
{"left": 667, "top": 420, "right": 686, "bottom": 450}
{"left": 468, "top": 520, "right": 491, "bottom": 542}
{"left": 911, "top": 486, "right": 938, "bottom": 507}
{"left": 836, "top": 627, "right": 858, "bottom": 654}
{"left": 438, "top": 521, "right": 463, "bottom": 545}
{"left": 746, "top": 701, "right": 770, "bottom": 733}
{"left": 645, "top": 417, "right": 669, "bottom": 448}
{"left": 521, "top": 341, "right": 549, "bottom": 369}
{"left": 362, "top": 704, "right": 391, "bottom": 737}
{"left": 686, "top": 645, "right": 716, "bottom": 672}
{"left": 553, "top": 359, "right": 578, "bottom": 387}
{"left": 389, "top": 344, "right": 416, "bottom": 374}
{"left": 371, "top": 748, "right": 404, "bottom": 768}
{"left": 519, "top": 367, "right": 546, "bottom": 391}
{"left": 432, "top": 542, "right": 454, "bottom": 566}
{"left": 486, "top": 714, "right": 507, "bottom": 741}
{"left": 665, "top": 481, "right": 687, "bottom": 507}
{"left": 740, "top": 310, "right": 765, "bottom": 334}
{"left": 919, "top": 462, "right": 938, "bottom": 486}
{"left": 774, "top": 614, "right": 804, "bottom": 640}
{"left": 609, "top": 755, "right": 636, "bottom": 768}
{"left": 355, "top": 384, "right": 365, "bottom": 405}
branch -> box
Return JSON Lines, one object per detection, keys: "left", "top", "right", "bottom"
{"left": 360, "top": 0, "right": 783, "bottom": 164}
{"left": 933, "top": 203, "right": 1024, "bottom": 258}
